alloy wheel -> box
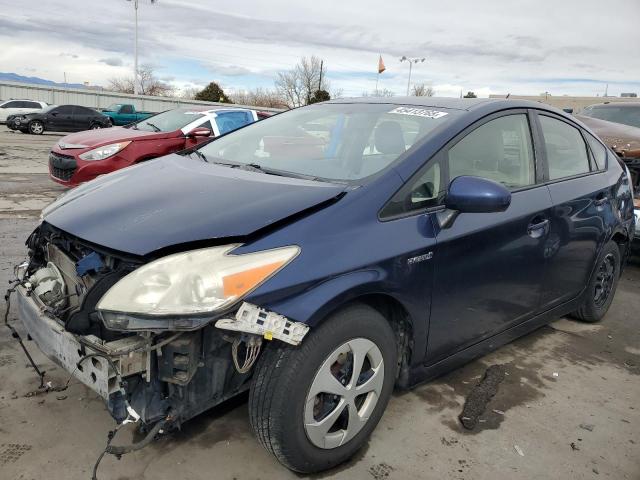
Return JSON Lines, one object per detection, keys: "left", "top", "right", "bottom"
{"left": 29, "top": 121, "right": 43, "bottom": 134}
{"left": 594, "top": 253, "right": 616, "bottom": 308}
{"left": 304, "top": 338, "right": 384, "bottom": 449}
{"left": 90, "top": 124, "right": 102, "bottom": 129}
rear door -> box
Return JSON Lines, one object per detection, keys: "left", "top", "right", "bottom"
{"left": 425, "top": 110, "right": 553, "bottom": 363}
{"left": 72, "top": 106, "right": 97, "bottom": 131}
{"left": 534, "top": 112, "right": 611, "bottom": 309}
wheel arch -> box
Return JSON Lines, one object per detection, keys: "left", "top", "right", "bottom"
{"left": 262, "top": 274, "right": 421, "bottom": 388}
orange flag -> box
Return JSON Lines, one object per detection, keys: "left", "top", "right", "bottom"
{"left": 378, "top": 55, "right": 386, "bottom": 74}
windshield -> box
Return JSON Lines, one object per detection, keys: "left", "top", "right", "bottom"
{"left": 40, "top": 105, "right": 58, "bottom": 114}
{"left": 105, "top": 103, "right": 124, "bottom": 112}
{"left": 582, "top": 106, "right": 640, "bottom": 128}
{"left": 198, "top": 103, "right": 458, "bottom": 181}
{"left": 132, "top": 109, "right": 205, "bottom": 132}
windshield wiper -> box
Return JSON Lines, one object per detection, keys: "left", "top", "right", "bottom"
{"left": 190, "top": 150, "right": 209, "bottom": 163}
{"left": 145, "top": 122, "right": 161, "bottom": 132}
{"left": 208, "top": 158, "right": 329, "bottom": 182}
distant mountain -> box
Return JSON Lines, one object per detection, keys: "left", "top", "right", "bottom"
{"left": 0, "top": 72, "right": 96, "bottom": 89}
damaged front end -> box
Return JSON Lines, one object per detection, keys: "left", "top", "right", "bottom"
{"left": 13, "top": 222, "right": 308, "bottom": 431}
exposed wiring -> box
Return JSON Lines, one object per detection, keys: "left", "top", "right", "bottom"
{"left": 4, "top": 281, "right": 46, "bottom": 388}
{"left": 231, "top": 335, "right": 262, "bottom": 374}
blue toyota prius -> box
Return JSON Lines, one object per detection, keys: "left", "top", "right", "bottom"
{"left": 13, "top": 98, "right": 635, "bottom": 473}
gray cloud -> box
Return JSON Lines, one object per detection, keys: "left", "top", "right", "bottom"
{"left": 0, "top": 0, "right": 637, "bottom": 97}
{"left": 99, "top": 57, "right": 124, "bottom": 67}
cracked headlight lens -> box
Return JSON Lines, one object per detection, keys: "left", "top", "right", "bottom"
{"left": 97, "top": 245, "right": 299, "bottom": 323}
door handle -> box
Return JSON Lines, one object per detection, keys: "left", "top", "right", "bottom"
{"left": 594, "top": 194, "right": 608, "bottom": 206}
{"left": 527, "top": 218, "right": 549, "bottom": 239}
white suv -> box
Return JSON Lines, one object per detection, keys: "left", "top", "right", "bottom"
{"left": 0, "top": 99, "right": 48, "bottom": 123}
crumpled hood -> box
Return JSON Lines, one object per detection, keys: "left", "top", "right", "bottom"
{"left": 55, "top": 127, "right": 178, "bottom": 149}
{"left": 42, "top": 154, "right": 346, "bottom": 256}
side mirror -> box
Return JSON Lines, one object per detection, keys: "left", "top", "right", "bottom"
{"left": 51, "top": 112, "right": 59, "bottom": 116}
{"left": 562, "top": 108, "right": 574, "bottom": 114}
{"left": 445, "top": 176, "right": 511, "bottom": 213}
{"left": 187, "top": 127, "right": 212, "bottom": 138}
{"left": 438, "top": 176, "right": 511, "bottom": 229}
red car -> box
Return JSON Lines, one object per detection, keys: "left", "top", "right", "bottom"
{"left": 49, "top": 107, "right": 260, "bottom": 186}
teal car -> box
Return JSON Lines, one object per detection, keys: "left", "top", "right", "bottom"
{"left": 102, "top": 103, "right": 155, "bottom": 126}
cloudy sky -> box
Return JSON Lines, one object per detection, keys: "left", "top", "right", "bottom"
{"left": 0, "top": 0, "right": 638, "bottom": 98}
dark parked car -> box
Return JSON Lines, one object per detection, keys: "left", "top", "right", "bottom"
{"left": 12, "top": 98, "right": 635, "bottom": 474}
{"left": 580, "top": 102, "right": 640, "bottom": 129}
{"left": 7, "top": 104, "right": 111, "bottom": 134}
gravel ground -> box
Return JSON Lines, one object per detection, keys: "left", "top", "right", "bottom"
{"left": 0, "top": 125, "right": 638, "bottom": 480}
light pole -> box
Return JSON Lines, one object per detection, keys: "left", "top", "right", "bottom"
{"left": 399, "top": 56, "right": 425, "bottom": 96}
{"left": 127, "top": 0, "right": 156, "bottom": 95}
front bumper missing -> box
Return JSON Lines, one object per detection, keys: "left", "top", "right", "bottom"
{"left": 16, "top": 285, "right": 146, "bottom": 399}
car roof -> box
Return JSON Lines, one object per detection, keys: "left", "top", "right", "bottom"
{"left": 324, "top": 96, "right": 562, "bottom": 113}
{"left": 586, "top": 102, "right": 640, "bottom": 109}
{"left": 174, "top": 106, "right": 253, "bottom": 113}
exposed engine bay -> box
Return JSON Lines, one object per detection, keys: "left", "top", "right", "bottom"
{"left": 13, "top": 222, "right": 308, "bottom": 432}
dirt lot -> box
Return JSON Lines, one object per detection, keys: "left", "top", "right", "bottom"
{"left": 0, "top": 125, "right": 638, "bottom": 480}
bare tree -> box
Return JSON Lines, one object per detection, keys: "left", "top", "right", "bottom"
{"left": 411, "top": 83, "right": 435, "bottom": 97}
{"left": 180, "top": 86, "right": 201, "bottom": 100}
{"left": 229, "top": 88, "right": 288, "bottom": 109}
{"left": 275, "top": 56, "right": 330, "bottom": 108}
{"left": 108, "top": 64, "right": 175, "bottom": 97}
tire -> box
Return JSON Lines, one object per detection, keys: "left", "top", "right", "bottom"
{"left": 28, "top": 120, "right": 44, "bottom": 135}
{"left": 249, "top": 303, "right": 397, "bottom": 473}
{"left": 573, "top": 240, "right": 621, "bottom": 322}
{"left": 90, "top": 123, "right": 102, "bottom": 130}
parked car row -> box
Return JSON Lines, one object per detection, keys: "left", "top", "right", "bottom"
{"left": 13, "top": 97, "right": 635, "bottom": 474}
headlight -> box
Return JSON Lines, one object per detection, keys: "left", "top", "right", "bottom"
{"left": 79, "top": 141, "right": 131, "bottom": 161}
{"left": 97, "top": 244, "right": 300, "bottom": 330}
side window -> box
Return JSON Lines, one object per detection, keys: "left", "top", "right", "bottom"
{"left": 120, "top": 105, "right": 134, "bottom": 114}
{"left": 199, "top": 120, "right": 213, "bottom": 131}
{"left": 380, "top": 159, "right": 442, "bottom": 218}
{"left": 217, "top": 111, "right": 252, "bottom": 134}
{"left": 25, "top": 102, "right": 42, "bottom": 109}
{"left": 584, "top": 132, "right": 606, "bottom": 170}
{"left": 2, "top": 101, "right": 20, "bottom": 109}
{"left": 539, "top": 115, "right": 590, "bottom": 180}
{"left": 57, "top": 106, "right": 74, "bottom": 115}
{"left": 448, "top": 114, "right": 535, "bottom": 190}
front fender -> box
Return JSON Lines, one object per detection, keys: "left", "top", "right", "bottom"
{"left": 261, "top": 269, "right": 429, "bottom": 364}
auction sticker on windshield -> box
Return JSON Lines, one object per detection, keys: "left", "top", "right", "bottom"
{"left": 389, "top": 107, "right": 448, "bottom": 119}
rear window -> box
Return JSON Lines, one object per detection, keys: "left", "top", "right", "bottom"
{"left": 584, "top": 132, "right": 607, "bottom": 170}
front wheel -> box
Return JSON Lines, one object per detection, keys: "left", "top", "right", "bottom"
{"left": 572, "top": 240, "right": 621, "bottom": 322}
{"left": 29, "top": 120, "right": 44, "bottom": 135}
{"left": 249, "top": 304, "right": 397, "bottom": 473}
{"left": 90, "top": 123, "right": 102, "bottom": 130}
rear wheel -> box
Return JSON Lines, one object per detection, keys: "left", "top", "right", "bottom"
{"left": 29, "top": 120, "right": 44, "bottom": 135}
{"left": 249, "top": 304, "right": 397, "bottom": 473}
{"left": 572, "top": 240, "right": 621, "bottom": 322}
